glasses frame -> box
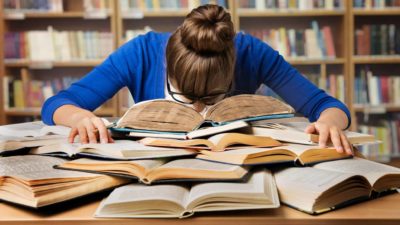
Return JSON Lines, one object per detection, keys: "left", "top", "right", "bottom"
{"left": 166, "top": 73, "right": 232, "bottom": 105}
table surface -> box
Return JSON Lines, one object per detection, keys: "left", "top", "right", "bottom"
{"left": 0, "top": 191, "right": 399, "bottom": 225}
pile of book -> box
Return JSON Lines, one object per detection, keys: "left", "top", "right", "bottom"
{"left": 1, "top": 94, "right": 399, "bottom": 218}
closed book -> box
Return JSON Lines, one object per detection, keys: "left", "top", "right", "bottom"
{"left": 322, "top": 26, "right": 336, "bottom": 58}
{"left": 362, "top": 25, "right": 371, "bottom": 55}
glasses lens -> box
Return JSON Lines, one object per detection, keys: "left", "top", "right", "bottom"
{"left": 171, "top": 93, "right": 195, "bottom": 104}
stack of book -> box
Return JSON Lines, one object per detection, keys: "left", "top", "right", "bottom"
{"left": 353, "top": 0, "right": 400, "bottom": 8}
{"left": 3, "top": 0, "right": 64, "bottom": 12}
{"left": 120, "top": 0, "right": 227, "bottom": 12}
{"left": 247, "top": 21, "right": 336, "bottom": 59}
{"left": 1, "top": 95, "right": 398, "bottom": 218}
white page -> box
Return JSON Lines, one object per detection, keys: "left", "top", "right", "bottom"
{"left": 159, "top": 158, "right": 244, "bottom": 172}
{"left": 0, "top": 121, "right": 70, "bottom": 137}
{"left": 100, "top": 183, "right": 189, "bottom": 207}
{"left": 0, "top": 155, "right": 99, "bottom": 180}
{"left": 313, "top": 157, "right": 400, "bottom": 185}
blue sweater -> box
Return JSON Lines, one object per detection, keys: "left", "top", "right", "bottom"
{"left": 41, "top": 32, "right": 351, "bottom": 127}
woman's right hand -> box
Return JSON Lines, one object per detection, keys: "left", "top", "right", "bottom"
{"left": 53, "top": 105, "right": 113, "bottom": 144}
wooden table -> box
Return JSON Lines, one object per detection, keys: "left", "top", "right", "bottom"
{"left": 1, "top": 191, "right": 399, "bottom": 225}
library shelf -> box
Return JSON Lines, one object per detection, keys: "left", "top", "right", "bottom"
{"left": 286, "top": 58, "right": 345, "bottom": 65}
{"left": 4, "top": 60, "right": 104, "bottom": 68}
{"left": 4, "top": 108, "right": 115, "bottom": 117}
{"left": 352, "top": 56, "right": 400, "bottom": 64}
{"left": 237, "top": 9, "right": 345, "bottom": 17}
{"left": 352, "top": 8, "right": 400, "bottom": 16}
{"left": 353, "top": 104, "right": 400, "bottom": 113}
{"left": 121, "top": 10, "right": 190, "bottom": 18}
{"left": 4, "top": 11, "right": 112, "bottom": 20}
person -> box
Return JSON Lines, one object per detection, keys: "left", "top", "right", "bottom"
{"left": 41, "top": 4, "right": 353, "bottom": 155}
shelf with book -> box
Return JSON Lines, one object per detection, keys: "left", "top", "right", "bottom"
{"left": 353, "top": 56, "right": 400, "bottom": 64}
{"left": 349, "top": 0, "right": 400, "bottom": 163}
{"left": 4, "top": 59, "right": 105, "bottom": 68}
{"left": 1, "top": 0, "right": 119, "bottom": 124}
{"left": 237, "top": 9, "right": 345, "bottom": 17}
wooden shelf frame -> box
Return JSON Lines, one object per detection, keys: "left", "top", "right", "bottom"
{"left": 237, "top": 9, "right": 346, "bottom": 17}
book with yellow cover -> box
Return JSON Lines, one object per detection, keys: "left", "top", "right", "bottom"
{"left": 196, "top": 143, "right": 353, "bottom": 166}
{"left": 56, "top": 158, "right": 249, "bottom": 185}
{"left": 140, "top": 133, "right": 282, "bottom": 152}
{"left": 94, "top": 169, "right": 279, "bottom": 218}
{"left": 0, "top": 155, "right": 129, "bottom": 208}
{"left": 274, "top": 157, "right": 400, "bottom": 214}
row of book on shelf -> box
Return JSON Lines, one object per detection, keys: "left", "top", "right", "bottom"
{"left": 120, "top": 0, "right": 227, "bottom": 12}
{"left": 355, "top": 24, "right": 400, "bottom": 56}
{"left": 5, "top": 27, "right": 113, "bottom": 61}
{"left": 0, "top": 95, "right": 397, "bottom": 218}
{"left": 238, "top": 0, "right": 343, "bottom": 10}
{"left": 247, "top": 21, "right": 336, "bottom": 59}
{"left": 357, "top": 120, "right": 400, "bottom": 162}
{"left": 2, "top": 75, "right": 78, "bottom": 108}
{"left": 3, "top": 0, "right": 112, "bottom": 13}
{"left": 354, "top": 0, "right": 400, "bottom": 8}
{"left": 354, "top": 68, "right": 400, "bottom": 105}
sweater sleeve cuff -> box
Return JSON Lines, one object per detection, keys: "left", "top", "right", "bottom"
{"left": 313, "top": 102, "right": 352, "bottom": 130}
{"left": 41, "top": 97, "right": 80, "bottom": 125}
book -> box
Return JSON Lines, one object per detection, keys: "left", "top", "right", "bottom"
{"left": 110, "top": 95, "right": 295, "bottom": 137}
{"left": 56, "top": 158, "right": 250, "bottom": 184}
{"left": 140, "top": 133, "right": 282, "bottom": 152}
{"left": 274, "top": 157, "right": 400, "bottom": 214}
{"left": 0, "top": 121, "right": 71, "bottom": 138}
{"left": 196, "top": 143, "right": 352, "bottom": 166}
{"left": 0, "top": 155, "right": 129, "bottom": 208}
{"left": 0, "top": 135, "right": 66, "bottom": 153}
{"left": 94, "top": 169, "right": 279, "bottom": 218}
{"left": 247, "top": 121, "right": 378, "bottom": 146}
{"left": 33, "top": 139, "right": 197, "bottom": 160}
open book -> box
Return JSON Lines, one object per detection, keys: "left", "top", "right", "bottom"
{"left": 0, "top": 155, "right": 129, "bottom": 208}
{"left": 56, "top": 158, "right": 249, "bottom": 184}
{"left": 140, "top": 133, "right": 282, "bottom": 152}
{"left": 32, "top": 139, "right": 196, "bottom": 160}
{"left": 1, "top": 135, "right": 66, "bottom": 153}
{"left": 110, "top": 95, "right": 295, "bottom": 138}
{"left": 0, "top": 121, "right": 71, "bottom": 137}
{"left": 274, "top": 157, "right": 400, "bottom": 214}
{"left": 95, "top": 169, "right": 279, "bottom": 218}
{"left": 248, "top": 121, "right": 378, "bottom": 145}
{"left": 196, "top": 143, "right": 352, "bottom": 165}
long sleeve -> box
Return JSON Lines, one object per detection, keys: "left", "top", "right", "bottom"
{"left": 246, "top": 35, "right": 351, "bottom": 128}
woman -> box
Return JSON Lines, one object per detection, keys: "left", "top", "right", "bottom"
{"left": 42, "top": 4, "right": 352, "bottom": 155}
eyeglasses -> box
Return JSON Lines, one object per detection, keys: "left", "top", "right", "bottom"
{"left": 166, "top": 74, "right": 231, "bottom": 105}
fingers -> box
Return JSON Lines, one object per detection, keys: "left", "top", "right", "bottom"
{"left": 317, "top": 124, "right": 329, "bottom": 148}
{"left": 329, "top": 127, "right": 343, "bottom": 154}
{"left": 92, "top": 117, "right": 110, "bottom": 144}
{"left": 68, "top": 127, "right": 78, "bottom": 143}
{"left": 340, "top": 133, "right": 353, "bottom": 155}
{"left": 304, "top": 124, "right": 316, "bottom": 134}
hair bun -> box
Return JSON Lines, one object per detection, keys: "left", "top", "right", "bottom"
{"left": 180, "top": 4, "right": 235, "bottom": 54}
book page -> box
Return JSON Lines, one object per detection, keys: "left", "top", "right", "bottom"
{"left": 0, "top": 121, "right": 70, "bottom": 137}
{"left": 0, "top": 155, "right": 99, "bottom": 181}
{"left": 33, "top": 142, "right": 80, "bottom": 156}
{"left": 205, "top": 95, "right": 294, "bottom": 123}
{"left": 158, "top": 158, "right": 244, "bottom": 172}
{"left": 116, "top": 100, "right": 204, "bottom": 132}
{"left": 80, "top": 140, "right": 195, "bottom": 159}
{"left": 62, "top": 158, "right": 166, "bottom": 172}
{"left": 99, "top": 183, "right": 189, "bottom": 208}
{"left": 185, "top": 169, "right": 276, "bottom": 210}
{"left": 313, "top": 157, "right": 400, "bottom": 185}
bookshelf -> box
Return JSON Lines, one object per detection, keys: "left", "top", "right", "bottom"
{"left": 0, "top": 0, "right": 399, "bottom": 163}
{"left": 1, "top": 0, "right": 120, "bottom": 124}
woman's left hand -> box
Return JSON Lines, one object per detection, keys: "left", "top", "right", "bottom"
{"left": 304, "top": 108, "right": 353, "bottom": 155}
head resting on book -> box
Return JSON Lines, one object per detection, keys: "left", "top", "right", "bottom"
{"left": 166, "top": 4, "right": 235, "bottom": 110}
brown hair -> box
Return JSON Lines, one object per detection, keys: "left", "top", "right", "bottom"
{"left": 166, "top": 4, "right": 235, "bottom": 100}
